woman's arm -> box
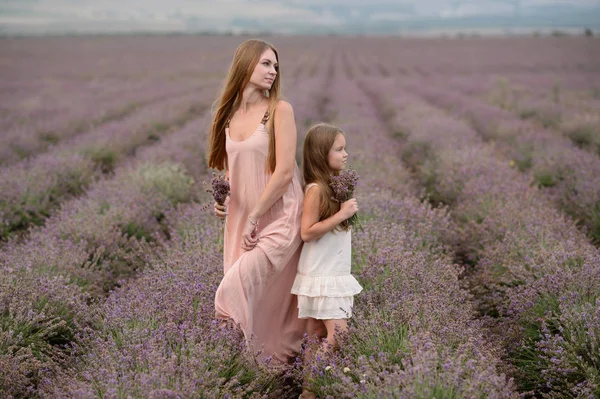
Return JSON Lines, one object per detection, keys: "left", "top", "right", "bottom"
{"left": 301, "top": 186, "right": 358, "bottom": 242}
{"left": 247, "top": 100, "right": 296, "bottom": 223}
{"left": 241, "top": 101, "right": 296, "bottom": 250}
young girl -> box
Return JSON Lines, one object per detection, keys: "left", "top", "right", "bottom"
{"left": 291, "top": 123, "right": 363, "bottom": 397}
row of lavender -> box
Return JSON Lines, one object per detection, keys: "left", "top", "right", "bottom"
{"left": 487, "top": 78, "right": 600, "bottom": 162}
{"left": 440, "top": 75, "right": 600, "bottom": 159}
{"left": 38, "top": 56, "right": 518, "bottom": 398}
{"left": 1, "top": 81, "right": 208, "bottom": 166}
{"left": 395, "top": 78, "right": 600, "bottom": 245}
{"left": 0, "top": 100, "right": 215, "bottom": 397}
{"left": 0, "top": 81, "right": 220, "bottom": 239}
{"left": 364, "top": 72, "right": 599, "bottom": 397}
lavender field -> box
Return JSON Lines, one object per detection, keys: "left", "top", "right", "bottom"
{"left": 1, "top": 35, "right": 599, "bottom": 398}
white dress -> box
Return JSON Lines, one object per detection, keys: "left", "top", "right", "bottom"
{"left": 291, "top": 183, "right": 363, "bottom": 319}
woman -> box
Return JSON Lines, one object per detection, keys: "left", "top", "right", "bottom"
{"left": 208, "top": 39, "right": 307, "bottom": 364}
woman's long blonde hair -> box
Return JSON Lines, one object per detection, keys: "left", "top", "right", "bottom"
{"left": 208, "top": 39, "right": 281, "bottom": 172}
{"left": 303, "top": 123, "right": 349, "bottom": 230}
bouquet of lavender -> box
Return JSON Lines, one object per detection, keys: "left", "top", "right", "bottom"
{"left": 206, "top": 173, "right": 230, "bottom": 206}
{"left": 330, "top": 168, "right": 362, "bottom": 230}
{"left": 204, "top": 173, "right": 230, "bottom": 251}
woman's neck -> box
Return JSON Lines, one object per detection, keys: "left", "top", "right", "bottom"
{"left": 239, "top": 87, "right": 265, "bottom": 113}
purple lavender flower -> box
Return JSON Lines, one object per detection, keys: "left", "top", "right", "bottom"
{"left": 206, "top": 173, "right": 230, "bottom": 206}
{"left": 330, "top": 168, "right": 361, "bottom": 229}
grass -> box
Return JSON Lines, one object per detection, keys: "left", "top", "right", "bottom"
{"left": 533, "top": 170, "right": 558, "bottom": 188}
{"left": 590, "top": 202, "right": 600, "bottom": 244}
{"left": 84, "top": 147, "right": 118, "bottom": 173}
{"left": 509, "top": 293, "right": 559, "bottom": 392}
{"left": 348, "top": 321, "right": 409, "bottom": 366}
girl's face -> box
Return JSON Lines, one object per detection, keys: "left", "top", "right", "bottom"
{"left": 327, "top": 133, "right": 348, "bottom": 173}
{"left": 248, "top": 48, "right": 278, "bottom": 91}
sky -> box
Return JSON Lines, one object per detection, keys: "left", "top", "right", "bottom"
{"left": 1, "top": 0, "right": 599, "bottom": 36}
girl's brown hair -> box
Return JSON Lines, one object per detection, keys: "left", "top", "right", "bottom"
{"left": 302, "top": 123, "right": 348, "bottom": 230}
{"left": 207, "top": 39, "right": 281, "bottom": 172}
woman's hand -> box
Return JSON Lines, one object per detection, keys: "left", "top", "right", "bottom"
{"left": 214, "top": 202, "right": 228, "bottom": 219}
{"left": 241, "top": 217, "right": 259, "bottom": 251}
{"left": 213, "top": 196, "right": 230, "bottom": 219}
{"left": 340, "top": 198, "right": 359, "bottom": 220}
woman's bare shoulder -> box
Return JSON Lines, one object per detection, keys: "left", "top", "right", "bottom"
{"left": 275, "top": 100, "right": 293, "bottom": 114}
{"left": 272, "top": 100, "right": 295, "bottom": 135}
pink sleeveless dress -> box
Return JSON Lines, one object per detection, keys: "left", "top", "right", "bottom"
{"left": 214, "top": 111, "right": 307, "bottom": 364}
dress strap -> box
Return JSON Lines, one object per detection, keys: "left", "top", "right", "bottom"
{"left": 260, "top": 109, "right": 269, "bottom": 125}
{"left": 304, "top": 182, "right": 318, "bottom": 194}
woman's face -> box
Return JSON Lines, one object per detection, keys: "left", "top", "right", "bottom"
{"left": 248, "top": 48, "right": 278, "bottom": 91}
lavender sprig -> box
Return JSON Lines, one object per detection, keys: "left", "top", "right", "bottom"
{"left": 206, "top": 173, "right": 230, "bottom": 206}
{"left": 204, "top": 173, "right": 229, "bottom": 251}
{"left": 330, "top": 168, "right": 362, "bottom": 230}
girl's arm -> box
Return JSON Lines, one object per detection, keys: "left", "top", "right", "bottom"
{"left": 301, "top": 185, "right": 358, "bottom": 242}
{"left": 247, "top": 100, "right": 297, "bottom": 223}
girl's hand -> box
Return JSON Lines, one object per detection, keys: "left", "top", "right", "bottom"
{"left": 340, "top": 198, "right": 359, "bottom": 220}
{"left": 241, "top": 218, "right": 259, "bottom": 251}
{"left": 214, "top": 202, "right": 228, "bottom": 219}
